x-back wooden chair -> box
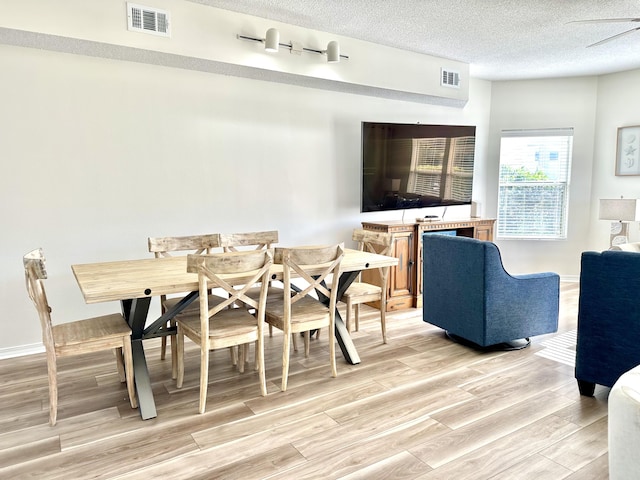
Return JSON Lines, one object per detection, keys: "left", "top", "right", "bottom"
{"left": 264, "top": 244, "right": 344, "bottom": 391}
{"left": 219, "top": 230, "right": 281, "bottom": 339}
{"left": 340, "top": 229, "right": 394, "bottom": 343}
{"left": 176, "top": 250, "right": 273, "bottom": 413}
{"left": 147, "top": 233, "right": 222, "bottom": 378}
{"left": 23, "top": 248, "right": 137, "bottom": 426}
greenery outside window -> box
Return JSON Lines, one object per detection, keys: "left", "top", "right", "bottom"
{"left": 497, "top": 128, "right": 573, "bottom": 239}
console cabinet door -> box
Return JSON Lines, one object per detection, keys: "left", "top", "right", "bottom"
{"left": 474, "top": 223, "right": 494, "bottom": 241}
{"left": 387, "top": 232, "right": 413, "bottom": 309}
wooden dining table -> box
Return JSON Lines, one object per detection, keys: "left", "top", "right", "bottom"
{"left": 72, "top": 248, "right": 398, "bottom": 420}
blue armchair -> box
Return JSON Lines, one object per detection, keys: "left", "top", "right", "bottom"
{"left": 422, "top": 234, "right": 559, "bottom": 349}
{"left": 575, "top": 250, "right": 640, "bottom": 396}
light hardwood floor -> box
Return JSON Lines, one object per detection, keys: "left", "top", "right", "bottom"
{"left": 0, "top": 282, "right": 610, "bottom": 479}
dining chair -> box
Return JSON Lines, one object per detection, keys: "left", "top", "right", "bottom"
{"left": 264, "top": 244, "right": 344, "bottom": 391}
{"left": 23, "top": 248, "right": 137, "bottom": 426}
{"left": 339, "top": 229, "right": 394, "bottom": 343}
{"left": 176, "top": 249, "right": 273, "bottom": 413}
{"left": 219, "top": 230, "right": 282, "bottom": 343}
{"left": 147, "top": 233, "right": 223, "bottom": 378}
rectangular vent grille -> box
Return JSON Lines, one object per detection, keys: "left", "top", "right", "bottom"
{"left": 441, "top": 69, "right": 461, "bottom": 88}
{"left": 127, "top": 3, "right": 170, "bottom": 37}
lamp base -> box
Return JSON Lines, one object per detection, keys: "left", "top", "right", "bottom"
{"left": 610, "top": 221, "right": 629, "bottom": 247}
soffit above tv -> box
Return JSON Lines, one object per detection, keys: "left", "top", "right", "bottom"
{"left": 0, "top": 27, "right": 467, "bottom": 107}
{"left": 0, "top": 2, "right": 469, "bottom": 107}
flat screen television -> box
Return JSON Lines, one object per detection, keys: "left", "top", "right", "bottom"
{"left": 361, "top": 122, "right": 476, "bottom": 212}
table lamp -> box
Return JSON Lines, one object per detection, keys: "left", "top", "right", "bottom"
{"left": 599, "top": 198, "right": 640, "bottom": 247}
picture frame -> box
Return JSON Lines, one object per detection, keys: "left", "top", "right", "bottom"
{"left": 616, "top": 125, "right": 640, "bottom": 176}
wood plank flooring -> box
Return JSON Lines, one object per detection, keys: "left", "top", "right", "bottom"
{"left": 0, "top": 282, "right": 611, "bottom": 479}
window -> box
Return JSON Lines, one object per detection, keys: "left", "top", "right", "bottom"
{"left": 497, "top": 128, "right": 573, "bottom": 239}
{"left": 408, "top": 136, "right": 475, "bottom": 202}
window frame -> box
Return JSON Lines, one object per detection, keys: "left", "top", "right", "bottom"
{"left": 496, "top": 128, "right": 574, "bottom": 240}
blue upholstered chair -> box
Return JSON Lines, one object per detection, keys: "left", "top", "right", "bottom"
{"left": 575, "top": 250, "right": 640, "bottom": 396}
{"left": 422, "top": 234, "right": 559, "bottom": 349}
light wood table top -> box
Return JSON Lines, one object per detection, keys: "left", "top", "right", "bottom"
{"left": 72, "top": 248, "right": 398, "bottom": 304}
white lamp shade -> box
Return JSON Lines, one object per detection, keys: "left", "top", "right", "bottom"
{"left": 326, "top": 41, "right": 340, "bottom": 63}
{"left": 599, "top": 198, "right": 640, "bottom": 221}
{"left": 265, "top": 28, "right": 279, "bottom": 52}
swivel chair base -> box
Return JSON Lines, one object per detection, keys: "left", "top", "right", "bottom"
{"left": 445, "top": 331, "right": 531, "bottom": 351}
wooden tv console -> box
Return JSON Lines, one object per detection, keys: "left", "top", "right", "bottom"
{"left": 361, "top": 218, "right": 496, "bottom": 311}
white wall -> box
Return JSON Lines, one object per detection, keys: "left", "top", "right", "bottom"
{"left": 0, "top": 41, "right": 491, "bottom": 354}
{"left": 487, "top": 77, "right": 599, "bottom": 276}
{"left": 590, "top": 69, "right": 640, "bottom": 244}
{"left": 5, "top": 0, "right": 637, "bottom": 356}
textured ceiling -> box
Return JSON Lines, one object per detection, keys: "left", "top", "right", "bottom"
{"left": 189, "top": 0, "right": 640, "bottom": 80}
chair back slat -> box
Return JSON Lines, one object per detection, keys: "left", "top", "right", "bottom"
{"left": 148, "top": 234, "right": 221, "bottom": 257}
{"left": 23, "top": 249, "right": 55, "bottom": 353}
{"left": 219, "top": 230, "right": 278, "bottom": 252}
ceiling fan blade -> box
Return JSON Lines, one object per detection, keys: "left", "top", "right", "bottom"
{"left": 569, "top": 18, "right": 640, "bottom": 24}
{"left": 588, "top": 26, "right": 640, "bottom": 47}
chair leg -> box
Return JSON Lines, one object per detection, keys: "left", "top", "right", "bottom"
{"left": 199, "top": 347, "right": 209, "bottom": 414}
{"left": 254, "top": 340, "right": 259, "bottom": 371}
{"left": 176, "top": 327, "right": 185, "bottom": 389}
{"left": 160, "top": 303, "right": 169, "bottom": 360}
{"left": 292, "top": 332, "right": 298, "bottom": 352}
{"left": 238, "top": 344, "right": 246, "bottom": 373}
{"left": 354, "top": 304, "right": 360, "bottom": 332}
{"left": 380, "top": 307, "right": 387, "bottom": 344}
{"left": 160, "top": 334, "right": 167, "bottom": 360}
{"left": 578, "top": 379, "right": 596, "bottom": 396}
{"left": 346, "top": 300, "right": 353, "bottom": 332}
{"left": 114, "top": 347, "right": 126, "bottom": 383}
{"left": 46, "top": 352, "right": 58, "bottom": 426}
{"left": 229, "top": 346, "right": 238, "bottom": 366}
{"left": 170, "top": 319, "right": 178, "bottom": 380}
{"left": 329, "top": 317, "right": 337, "bottom": 378}
{"left": 304, "top": 331, "right": 310, "bottom": 358}
{"left": 257, "top": 336, "right": 266, "bottom": 396}
{"left": 122, "top": 337, "right": 137, "bottom": 409}
{"left": 282, "top": 329, "right": 291, "bottom": 391}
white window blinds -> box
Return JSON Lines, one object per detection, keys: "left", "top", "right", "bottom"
{"left": 497, "top": 128, "right": 573, "bottom": 239}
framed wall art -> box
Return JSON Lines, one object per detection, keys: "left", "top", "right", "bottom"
{"left": 616, "top": 125, "right": 640, "bottom": 176}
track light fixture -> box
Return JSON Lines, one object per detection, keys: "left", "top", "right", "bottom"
{"left": 326, "top": 40, "right": 340, "bottom": 63}
{"left": 237, "top": 28, "right": 349, "bottom": 62}
{"left": 264, "top": 28, "right": 279, "bottom": 52}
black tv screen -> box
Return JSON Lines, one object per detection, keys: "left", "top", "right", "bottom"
{"left": 361, "top": 122, "right": 476, "bottom": 212}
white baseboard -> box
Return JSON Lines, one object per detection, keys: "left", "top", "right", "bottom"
{"left": 560, "top": 275, "right": 579, "bottom": 283}
{"left": 0, "top": 343, "right": 44, "bottom": 360}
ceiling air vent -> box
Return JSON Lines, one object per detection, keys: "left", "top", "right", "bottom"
{"left": 441, "top": 68, "right": 461, "bottom": 89}
{"left": 127, "top": 3, "right": 170, "bottom": 37}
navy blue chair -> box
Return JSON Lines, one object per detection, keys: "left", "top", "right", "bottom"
{"left": 422, "top": 234, "right": 559, "bottom": 349}
{"left": 575, "top": 250, "right": 640, "bottom": 396}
